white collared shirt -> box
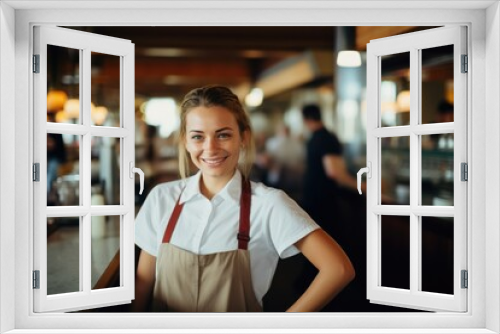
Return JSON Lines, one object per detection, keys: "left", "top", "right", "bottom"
{"left": 135, "top": 169, "right": 319, "bottom": 305}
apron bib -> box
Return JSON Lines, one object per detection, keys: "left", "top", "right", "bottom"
{"left": 152, "top": 178, "right": 262, "bottom": 312}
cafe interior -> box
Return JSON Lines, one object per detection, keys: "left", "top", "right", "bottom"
{"left": 45, "top": 26, "right": 454, "bottom": 312}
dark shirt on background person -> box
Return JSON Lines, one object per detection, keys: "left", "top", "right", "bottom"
{"left": 302, "top": 126, "right": 343, "bottom": 236}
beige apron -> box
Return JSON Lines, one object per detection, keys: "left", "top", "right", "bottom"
{"left": 152, "top": 178, "right": 262, "bottom": 312}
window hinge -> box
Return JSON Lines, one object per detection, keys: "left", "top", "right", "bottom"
{"left": 461, "top": 54, "right": 468, "bottom": 73}
{"left": 461, "top": 270, "right": 468, "bottom": 289}
{"left": 461, "top": 162, "right": 468, "bottom": 181}
{"left": 33, "top": 54, "right": 40, "bottom": 73}
{"left": 33, "top": 163, "right": 40, "bottom": 182}
{"left": 33, "top": 270, "right": 40, "bottom": 289}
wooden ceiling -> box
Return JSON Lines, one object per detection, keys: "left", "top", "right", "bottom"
{"left": 67, "top": 26, "right": 424, "bottom": 102}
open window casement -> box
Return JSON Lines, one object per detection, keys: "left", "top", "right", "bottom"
{"left": 33, "top": 26, "right": 140, "bottom": 312}
{"left": 361, "top": 26, "right": 467, "bottom": 312}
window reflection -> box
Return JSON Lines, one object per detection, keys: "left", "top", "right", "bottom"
{"left": 91, "top": 137, "right": 121, "bottom": 206}
{"left": 47, "top": 44, "right": 80, "bottom": 124}
{"left": 47, "top": 217, "right": 80, "bottom": 295}
{"left": 421, "top": 134, "right": 454, "bottom": 206}
{"left": 421, "top": 45, "right": 454, "bottom": 124}
{"left": 47, "top": 134, "right": 80, "bottom": 206}
{"left": 381, "top": 137, "right": 410, "bottom": 205}
{"left": 380, "top": 52, "right": 410, "bottom": 127}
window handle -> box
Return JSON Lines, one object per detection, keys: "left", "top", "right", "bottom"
{"left": 357, "top": 162, "right": 371, "bottom": 195}
{"left": 129, "top": 162, "right": 144, "bottom": 195}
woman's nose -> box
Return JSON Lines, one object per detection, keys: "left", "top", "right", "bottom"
{"left": 203, "top": 137, "right": 217, "bottom": 150}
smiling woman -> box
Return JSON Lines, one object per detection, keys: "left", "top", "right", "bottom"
{"left": 179, "top": 86, "right": 255, "bottom": 191}
{"left": 131, "top": 85, "right": 355, "bottom": 312}
{"left": 184, "top": 105, "right": 245, "bottom": 198}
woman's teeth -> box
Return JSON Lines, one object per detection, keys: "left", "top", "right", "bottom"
{"left": 202, "top": 157, "right": 226, "bottom": 165}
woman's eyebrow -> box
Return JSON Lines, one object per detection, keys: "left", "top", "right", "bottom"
{"left": 188, "top": 127, "right": 234, "bottom": 133}
{"left": 215, "top": 127, "right": 233, "bottom": 133}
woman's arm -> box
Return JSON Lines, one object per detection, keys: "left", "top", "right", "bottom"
{"left": 130, "top": 250, "right": 157, "bottom": 312}
{"left": 287, "top": 229, "right": 355, "bottom": 312}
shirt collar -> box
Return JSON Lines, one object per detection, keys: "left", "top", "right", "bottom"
{"left": 179, "top": 169, "right": 243, "bottom": 205}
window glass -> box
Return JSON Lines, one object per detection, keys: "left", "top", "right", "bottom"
{"left": 421, "top": 45, "right": 454, "bottom": 124}
{"left": 421, "top": 216, "right": 454, "bottom": 294}
{"left": 421, "top": 134, "right": 454, "bottom": 206}
{"left": 91, "top": 52, "right": 120, "bottom": 127}
{"left": 47, "top": 217, "right": 80, "bottom": 295}
{"left": 91, "top": 216, "right": 121, "bottom": 290}
{"left": 47, "top": 134, "right": 80, "bottom": 206}
{"left": 380, "top": 52, "right": 410, "bottom": 127}
{"left": 381, "top": 136, "right": 410, "bottom": 205}
{"left": 91, "top": 137, "right": 121, "bottom": 205}
{"left": 47, "top": 45, "right": 80, "bottom": 124}
{"left": 381, "top": 215, "right": 410, "bottom": 290}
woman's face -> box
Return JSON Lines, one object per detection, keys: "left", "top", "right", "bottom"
{"left": 184, "top": 105, "right": 246, "bottom": 183}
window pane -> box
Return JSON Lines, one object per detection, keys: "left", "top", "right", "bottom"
{"left": 380, "top": 52, "right": 410, "bottom": 127}
{"left": 421, "top": 134, "right": 454, "bottom": 206}
{"left": 47, "top": 45, "right": 80, "bottom": 124}
{"left": 47, "top": 217, "right": 80, "bottom": 295}
{"left": 421, "top": 45, "right": 454, "bottom": 124}
{"left": 91, "top": 137, "right": 121, "bottom": 205}
{"left": 381, "top": 136, "right": 410, "bottom": 205}
{"left": 47, "top": 134, "right": 80, "bottom": 206}
{"left": 92, "top": 216, "right": 121, "bottom": 290}
{"left": 91, "top": 52, "right": 120, "bottom": 127}
{"left": 381, "top": 215, "right": 410, "bottom": 290}
{"left": 421, "top": 216, "right": 454, "bottom": 294}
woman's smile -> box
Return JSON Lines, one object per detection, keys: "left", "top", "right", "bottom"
{"left": 201, "top": 156, "right": 228, "bottom": 167}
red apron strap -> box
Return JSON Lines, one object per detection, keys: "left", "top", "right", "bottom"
{"left": 162, "top": 195, "right": 184, "bottom": 243}
{"left": 237, "top": 178, "right": 251, "bottom": 250}
{"left": 162, "top": 177, "right": 251, "bottom": 248}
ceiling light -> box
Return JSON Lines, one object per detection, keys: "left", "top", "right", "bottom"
{"left": 63, "top": 99, "right": 80, "bottom": 119}
{"left": 47, "top": 90, "right": 68, "bottom": 113}
{"left": 143, "top": 98, "right": 179, "bottom": 138}
{"left": 337, "top": 50, "right": 362, "bottom": 67}
{"left": 396, "top": 90, "right": 411, "bottom": 112}
{"left": 91, "top": 106, "right": 109, "bottom": 126}
{"left": 245, "top": 88, "right": 264, "bottom": 107}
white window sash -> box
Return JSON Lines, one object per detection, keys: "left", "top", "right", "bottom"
{"left": 366, "top": 26, "right": 468, "bottom": 312}
{"left": 33, "top": 25, "right": 135, "bottom": 313}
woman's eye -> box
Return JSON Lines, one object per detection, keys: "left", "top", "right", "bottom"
{"left": 218, "top": 133, "right": 231, "bottom": 139}
{"left": 191, "top": 135, "right": 202, "bottom": 140}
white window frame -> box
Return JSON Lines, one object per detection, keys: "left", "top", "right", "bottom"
{"left": 0, "top": 1, "right": 498, "bottom": 333}
{"left": 33, "top": 26, "right": 136, "bottom": 313}
{"left": 366, "top": 26, "right": 468, "bottom": 312}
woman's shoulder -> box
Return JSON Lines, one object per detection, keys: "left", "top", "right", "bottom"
{"left": 249, "top": 181, "right": 316, "bottom": 231}
{"left": 250, "top": 180, "right": 293, "bottom": 204}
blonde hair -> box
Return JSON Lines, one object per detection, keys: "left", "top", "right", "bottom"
{"left": 178, "top": 85, "right": 256, "bottom": 180}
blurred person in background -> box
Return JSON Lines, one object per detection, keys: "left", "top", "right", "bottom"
{"left": 265, "top": 123, "right": 305, "bottom": 201}
{"left": 132, "top": 86, "right": 354, "bottom": 312}
{"left": 298, "top": 104, "right": 364, "bottom": 310}
{"left": 301, "top": 104, "right": 363, "bottom": 239}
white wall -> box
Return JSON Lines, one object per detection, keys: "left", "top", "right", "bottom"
{"left": 2, "top": 3, "right": 497, "bottom": 332}
{"left": 486, "top": 2, "right": 500, "bottom": 333}
{"left": 0, "top": 2, "right": 16, "bottom": 333}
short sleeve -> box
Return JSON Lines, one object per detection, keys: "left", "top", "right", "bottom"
{"left": 267, "top": 190, "right": 320, "bottom": 258}
{"left": 324, "top": 132, "right": 343, "bottom": 156}
{"left": 135, "top": 186, "right": 160, "bottom": 257}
